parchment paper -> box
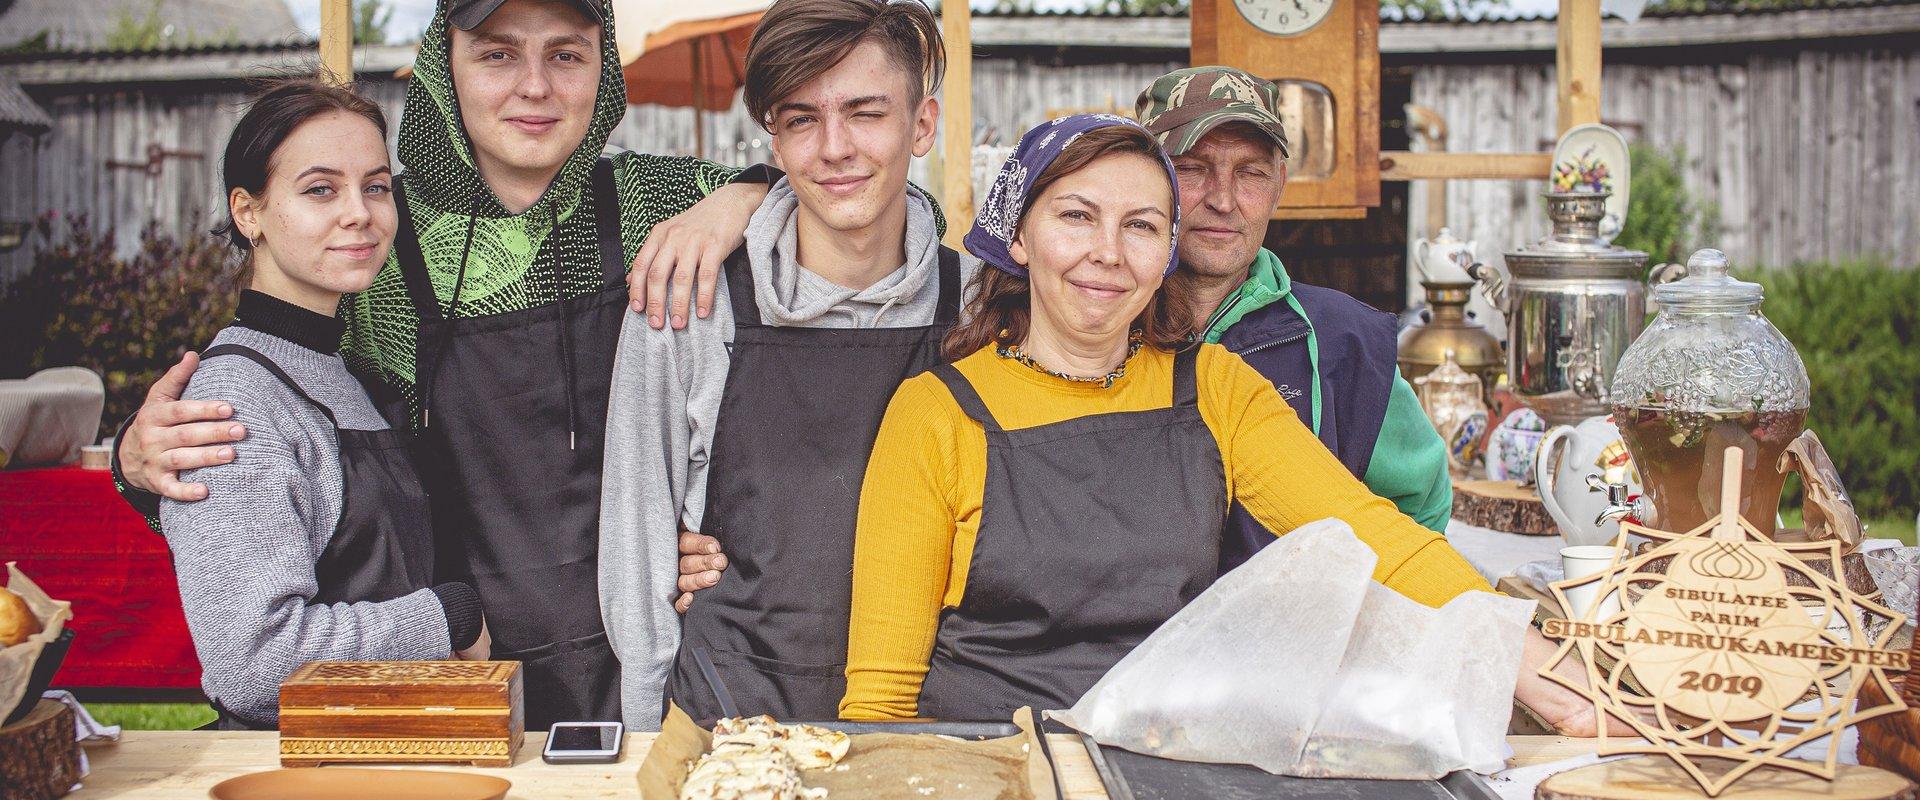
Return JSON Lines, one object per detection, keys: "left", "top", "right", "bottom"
{"left": 1051, "top": 520, "right": 1534, "bottom": 780}
{"left": 0, "top": 562, "right": 74, "bottom": 719}
{"left": 638, "top": 704, "right": 1056, "bottom": 800}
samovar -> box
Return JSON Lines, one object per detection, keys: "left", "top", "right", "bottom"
{"left": 1470, "top": 192, "right": 1672, "bottom": 426}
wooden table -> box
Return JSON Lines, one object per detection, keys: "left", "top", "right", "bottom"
{"left": 70, "top": 731, "right": 1602, "bottom": 798}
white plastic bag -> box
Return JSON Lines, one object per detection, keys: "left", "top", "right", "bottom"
{"left": 1051, "top": 519, "right": 1534, "bottom": 779}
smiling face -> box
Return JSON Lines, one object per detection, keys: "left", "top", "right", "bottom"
{"left": 768, "top": 39, "right": 938, "bottom": 236}
{"left": 1173, "top": 123, "right": 1286, "bottom": 281}
{"left": 449, "top": 0, "right": 600, "bottom": 197}
{"left": 230, "top": 110, "right": 397, "bottom": 313}
{"left": 1011, "top": 151, "right": 1176, "bottom": 347}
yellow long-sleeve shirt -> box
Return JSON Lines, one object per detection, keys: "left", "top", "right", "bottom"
{"left": 841, "top": 343, "right": 1494, "bottom": 720}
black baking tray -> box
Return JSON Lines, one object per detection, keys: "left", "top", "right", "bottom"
{"left": 1079, "top": 733, "right": 1502, "bottom": 800}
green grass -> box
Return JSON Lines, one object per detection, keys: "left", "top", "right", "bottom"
{"left": 86, "top": 702, "right": 216, "bottom": 730}
{"left": 1779, "top": 509, "right": 1916, "bottom": 546}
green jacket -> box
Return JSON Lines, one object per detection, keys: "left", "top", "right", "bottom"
{"left": 1203, "top": 249, "right": 1453, "bottom": 534}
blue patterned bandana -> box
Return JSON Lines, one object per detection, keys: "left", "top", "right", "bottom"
{"left": 964, "top": 114, "right": 1182, "bottom": 278}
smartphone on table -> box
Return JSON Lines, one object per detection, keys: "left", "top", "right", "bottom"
{"left": 543, "top": 721, "right": 625, "bottom": 764}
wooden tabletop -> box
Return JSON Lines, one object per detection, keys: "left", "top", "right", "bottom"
{"left": 70, "top": 731, "right": 1603, "bottom": 798}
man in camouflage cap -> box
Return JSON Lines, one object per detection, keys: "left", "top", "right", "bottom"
{"left": 1138, "top": 66, "right": 1454, "bottom": 574}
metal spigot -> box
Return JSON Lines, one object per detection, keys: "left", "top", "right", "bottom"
{"left": 1588, "top": 473, "right": 1648, "bottom": 526}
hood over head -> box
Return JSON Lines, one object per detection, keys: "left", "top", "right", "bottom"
{"left": 399, "top": 0, "right": 627, "bottom": 220}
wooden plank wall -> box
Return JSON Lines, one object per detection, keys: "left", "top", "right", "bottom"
{"left": 0, "top": 80, "right": 408, "bottom": 284}
{"left": 1407, "top": 44, "right": 1920, "bottom": 273}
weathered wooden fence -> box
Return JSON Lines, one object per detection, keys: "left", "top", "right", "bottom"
{"left": 5, "top": 14, "right": 1917, "bottom": 287}
{"left": 1407, "top": 45, "right": 1920, "bottom": 271}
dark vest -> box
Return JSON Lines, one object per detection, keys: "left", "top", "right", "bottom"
{"left": 1215, "top": 283, "right": 1401, "bottom": 573}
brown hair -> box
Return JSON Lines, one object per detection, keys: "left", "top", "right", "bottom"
{"left": 944, "top": 125, "right": 1195, "bottom": 361}
{"left": 744, "top": 0, "right": 945, "bottom": 132}
{"left": 213, "top": 77, "right": 388, "bottom": 284}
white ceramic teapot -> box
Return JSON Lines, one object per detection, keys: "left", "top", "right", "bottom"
{"left": 1535, "top": 414, "right": 1641, "bottom": 547}
{"left": 1414, "top": 227, "right": 1478, "bottom": 284}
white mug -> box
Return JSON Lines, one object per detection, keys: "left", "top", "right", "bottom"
{"left": 1560, "top": 545, "right": 1623, "bottom": 622}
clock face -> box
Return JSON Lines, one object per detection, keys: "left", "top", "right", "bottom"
{"left": 1234, "top": 0, "right": 1336, "bottom": 36}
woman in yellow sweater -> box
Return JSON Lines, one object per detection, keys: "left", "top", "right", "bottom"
{"left": 842, "top": 115, "right": 1609, "bottom": 734}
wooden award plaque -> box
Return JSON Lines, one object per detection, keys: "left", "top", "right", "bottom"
{"left": 278, "top": 661, "right": 523, "bottom": 768}
{"left": 1537, "top": 447, "right": 1914, "bottom": 798}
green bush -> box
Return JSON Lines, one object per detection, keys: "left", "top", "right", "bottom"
{"left": 1752, "top": 260, "right": 1919, "bottom": 521}
{"left": 0, "top": 215, "right": 242, "bottom": 439}
{"left": 1616, "top": 142, "right": 1717, "bottom": 267}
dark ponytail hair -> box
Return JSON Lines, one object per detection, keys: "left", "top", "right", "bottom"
{"left": 213, "top": 78, "right": 389, "bottom": 259}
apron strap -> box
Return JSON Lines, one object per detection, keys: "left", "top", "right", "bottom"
{"left": 199, "top": 344, "right": 338, "bottom": 425}
{"left": 933, "top": 246, "right": 961, "bottom": 327}
{"left": 930, "top": 364, "right": 1004, "bottom": 433}
{"left": 1173, "top": 345, "right": 1200, "bottom": 408}
{"left": 722, "top": 247, "right": 760, "bottom": 327}
{"left": 392, "top": 180, "right": 444, "bottom": 323}
{"left": 591, "top": 156, "right": 624, "bottom": 287}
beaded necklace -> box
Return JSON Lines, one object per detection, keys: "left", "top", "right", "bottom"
{"left": 995, "top": 331, "right": 1146, "bottom": 389}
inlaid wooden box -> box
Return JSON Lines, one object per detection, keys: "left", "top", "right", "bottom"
{"left": 278, "top": 661, "right": 522, "bottom": 768}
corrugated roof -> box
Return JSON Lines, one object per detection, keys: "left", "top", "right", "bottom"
{"left": 0, "top": 0, "right": 301, "bottom": 51}
{"left": 963, "top": 0, "right": 1920, "bottom": 23}
{"left": 0, "top": 75, "right": 50, "bottom": 132}
{"left": 0, "top": 38, "right": 312, "bottom": 64}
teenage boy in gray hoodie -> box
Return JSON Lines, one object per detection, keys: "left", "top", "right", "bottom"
{"left": 598, "top": 0, "right": 979, "bottom": 727}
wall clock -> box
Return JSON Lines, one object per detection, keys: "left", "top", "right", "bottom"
{"left": 1196, "top": 0, "right": 1382, "bottom": 218}
{"left": 1234, "top": 0, "right": 1338, "bottom": 37}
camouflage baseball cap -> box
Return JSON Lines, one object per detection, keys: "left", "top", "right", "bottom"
{"left": 1135, "top": 66, "right": 1290, "bottom": 159}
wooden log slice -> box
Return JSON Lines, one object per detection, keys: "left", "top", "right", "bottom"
{"left": 1453, "top": 479, "right": 1559, "bottom": 535}
{"left": 0, "top": 699, "right": 80, "bottom": 800}
{"left": 1537, "top": 756, "right": 1917, "bottom": 800}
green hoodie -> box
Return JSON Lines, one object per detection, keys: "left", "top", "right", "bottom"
{"left": 1202, "top": 249, "right": 1454, "bottom": 534}
{"left": 339, "top": 0, "right": 741, "bottom": 414}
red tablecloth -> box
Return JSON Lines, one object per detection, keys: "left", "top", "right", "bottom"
{"left": 0, "top": 465, "right": 201, "bottom": 690}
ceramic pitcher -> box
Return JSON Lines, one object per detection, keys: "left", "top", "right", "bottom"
{"left": 1535, "top": 414, "right": 1641, "bottom": 547}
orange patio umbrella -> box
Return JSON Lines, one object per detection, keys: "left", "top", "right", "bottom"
{"left": 614, "top": 1, "right": 769, "bottom": 157}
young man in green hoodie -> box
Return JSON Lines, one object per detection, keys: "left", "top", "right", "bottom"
{"left": 112, "top": 0, "right": 778, "bottom": 726}
{"left": 1135, "top": 67, "right": 1453, "bottom": 573}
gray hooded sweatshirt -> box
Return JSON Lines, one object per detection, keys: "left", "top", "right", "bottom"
{"left": 598, "top": 178, "right": 979, "bottom": 726}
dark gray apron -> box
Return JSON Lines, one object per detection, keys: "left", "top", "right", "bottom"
{"left": 917, "top": 346, "right": 1227, "bottom": 721}
{"left": 667, "top": 246, "right": 962, "bottom": 722}
{"left": 199, "top": 344, "right": 436, "bottom": 731}
{"left": 394, "top": 158, "right": 625, "bottom": 727}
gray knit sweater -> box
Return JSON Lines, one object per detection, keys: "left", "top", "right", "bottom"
{"left": 161, "top": 292, "right": 453, "bottom": 726}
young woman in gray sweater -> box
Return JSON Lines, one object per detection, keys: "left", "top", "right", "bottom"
{"left": 160, "top": 80, "right": 489, "bottom": 729}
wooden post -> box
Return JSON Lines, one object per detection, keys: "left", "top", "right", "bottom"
{"left": 1556, "top": 0, "right": 1602, "bottom": 134}
{"left": 940, "top": 0, "right": 973, "bottom": 250}
{"left": 319, "top": 0, "right": 354, "bottom": 85}
{"left": 692, "top": 38, "right": 706, "bottom": 160}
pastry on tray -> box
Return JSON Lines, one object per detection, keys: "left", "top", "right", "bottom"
{"left": 678, "top": 716, "right": 850, "bottom": 800}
